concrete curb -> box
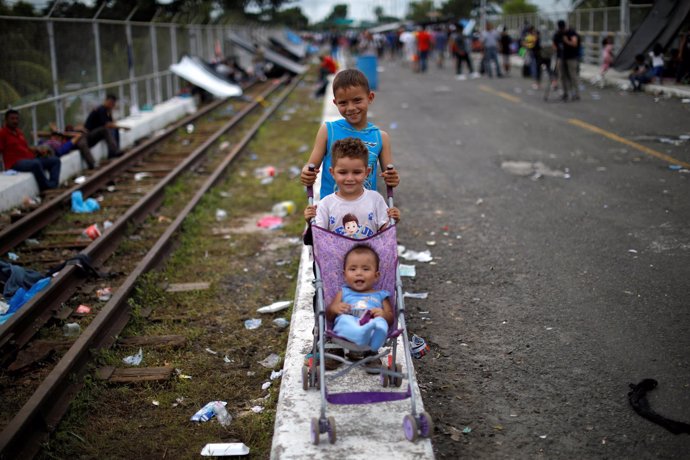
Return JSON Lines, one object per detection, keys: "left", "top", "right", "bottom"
{"left": 270, "top": 75, "right": 434, "bottom": 459}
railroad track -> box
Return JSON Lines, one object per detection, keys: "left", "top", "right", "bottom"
{"left": 0, "top": 74, "right": 303, "bottom": 458}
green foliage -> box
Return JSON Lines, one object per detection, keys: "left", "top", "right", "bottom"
{"left": 271, "top": 6, "right": 309, "bottom": 28}
{"left": 441, "top": 0, "right": 473, "bottom": 19}
{"left": 502, "top": 0, "right": 538, "bottom": 15}
{"left": 406, "top": 0, "right": 434, "bottom": 22}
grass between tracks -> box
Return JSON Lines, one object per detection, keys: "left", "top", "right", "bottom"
{"left": 38, "top": 78, "right": 321, "bottom": 459}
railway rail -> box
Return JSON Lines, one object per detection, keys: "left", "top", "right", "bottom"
{"left": 0, "top": 74, "right": 303, "bottom": 458}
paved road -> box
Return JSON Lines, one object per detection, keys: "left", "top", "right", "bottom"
{"left": 370, "top": 59, "right": 690, "bottom": 458}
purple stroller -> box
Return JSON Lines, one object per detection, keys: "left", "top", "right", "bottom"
{"left": 303, "top": 183, "right": 433, "bottom": 445}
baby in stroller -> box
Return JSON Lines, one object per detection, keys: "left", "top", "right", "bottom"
{"left": 328, "top": 245, "right": 394, "bottom": 351}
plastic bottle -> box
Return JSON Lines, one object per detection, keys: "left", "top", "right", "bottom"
{"left": 213, "top": 401, "right": 232, "bottom": 427}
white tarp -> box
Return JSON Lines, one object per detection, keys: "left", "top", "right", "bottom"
{"left": 170, "top": 56, "right": 242, "bottom": 98}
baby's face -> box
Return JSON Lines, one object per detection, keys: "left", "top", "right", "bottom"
{"left": 344, "top": 251, "right": 379, "bottom": 292}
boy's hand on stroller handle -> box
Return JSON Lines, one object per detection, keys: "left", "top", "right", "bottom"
{"left": 388, "top": 207, "right": 400, "bottom": 222}
{"left": 300, "top": 163, "right": 319, "bottom": 187}
{"left": 304, "top": 205, "right": 317, "bottom": 222}
{"left": 381, "top": 164, "right": 399, "bottom": 188}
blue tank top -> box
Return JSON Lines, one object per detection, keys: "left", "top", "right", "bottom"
{"left": 321, "top": 119, "right": 383, "bottom": 199}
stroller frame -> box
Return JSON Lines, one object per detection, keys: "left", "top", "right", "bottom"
{"left": 303, "top": 180, "right": 433, "bottom": 445}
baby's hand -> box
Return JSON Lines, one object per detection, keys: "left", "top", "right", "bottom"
{"left": 300, "top": 164, "right": 319, "bottom": 187}
{"left": 304, "top": 205, "right": 317, "bottom": 222}
{"left": 333, "top": 302, "right": 351, "bottom": 315}
{"left": 387, "top": 207, "right": 400, "bottom": 222}
{"left": 381, "top": 166, "right": 399, "bottom": 188}
{"left": 369, "top": 308, "right": 384, "bottom": 318}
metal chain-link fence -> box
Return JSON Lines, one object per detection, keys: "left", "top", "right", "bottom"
{"left": 0, "top": 15, "right": 269, "bottom": 143}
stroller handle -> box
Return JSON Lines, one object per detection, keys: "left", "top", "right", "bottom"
{"left": 306, "top": 163, "right": 315, "bottom": 203}
{"left": 385, "top": 164, "right": 395, "bottom": 200}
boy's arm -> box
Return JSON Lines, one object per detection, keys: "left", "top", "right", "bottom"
{"left": 378, "top": 130, "right": 399, "bottom": 188}
{"left": 300, "top": 124, "right": 328, "bottom": 187}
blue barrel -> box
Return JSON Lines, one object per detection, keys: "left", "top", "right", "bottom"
{"left": 356, "top": 55, "right": 378, "bottom": 90}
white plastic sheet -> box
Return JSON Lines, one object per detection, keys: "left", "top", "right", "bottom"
{"left": 169, "top": 56, "right": 242, "bottom": 98}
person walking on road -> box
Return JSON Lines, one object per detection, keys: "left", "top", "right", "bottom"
{"left": 451, "top": 28, "right": 476, "bottom": 80}
{"left": 552, "top": 20, "right": 580, "bottom": 101}
{"left": 481, "top": 22, "right": 503, "bottom": 78}
{"left": 416, "top": 26, "right": 432, "bottom": 73}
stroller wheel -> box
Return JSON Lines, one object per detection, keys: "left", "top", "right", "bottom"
{"left": 403, "top": 414, "right": 418, "bottom": 441}
{"left": 392, "top": 363, "right": 403, "bottom": 387}
{"left": 418, "top": 411, "right": 434, "bottom": 438}
{"left": 310, "top": 417, "right": 320, "bottom": 445}
{"left": 380, "top": 367, "right": 389, "bottom": 387}
{"left": 302, "top": 365, "right": 309, "bottom": 391}
{"left": 327, "top": 416, "right": 337, "bottom": 444}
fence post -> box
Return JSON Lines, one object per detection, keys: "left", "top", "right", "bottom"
{"left": 150, "top": 24, "right": 162, "bottom": 104}
{"left": 170, "top": 25, "right": 179, "bottom": 95}
{"left": 46, "top": 21, "right": 64, "bottom": 132}
{"left": 620, "top": 0, "right": 629, "bottom": 37}
{"left": 93, "top": 3, "right": 107, "bottom": 100}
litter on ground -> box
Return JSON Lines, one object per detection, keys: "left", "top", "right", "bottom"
{"left": 258, "top": 353, "right": 281, "bottom": 368}
{"left": 123, "top": 348, "right": 143, "bottom": 366}
{"left": 257, "top": 300, "right": 291, "bottom": 313}
{"left": 244, "top": 319, "right": 262, "bottom": 330}
{"left": 404, "top": 292, "right": 429, "bottom": 299}
{"left": 200, "top": 443, "right": 249, "bottom": 457}
{"left": 399, "top": 264, "right": 416, "bottom": 277}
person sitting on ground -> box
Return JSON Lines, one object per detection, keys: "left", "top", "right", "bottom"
{"left": 649, "top": 43, "right": 665, "bottom": 84}
{"left": 84, "top": 94, "right": 130, "bottom": 159}
{"left": 0, "top": 110, "right": 61, "bottom": 191}
{"left": 327, "top": 244, "right": 394, "bottom": 353}
{"left": 629, "top": 53, "right": 652, "bottom": 92}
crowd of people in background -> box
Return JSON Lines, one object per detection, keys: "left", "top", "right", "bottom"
{"left": 311, "top": 21, "right": 690, "bottom": 97}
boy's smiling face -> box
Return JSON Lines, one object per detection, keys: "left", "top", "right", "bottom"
{"left": 333, "top": 85, "right": 374, "bottom": 129}
{"left": 330, "top": 156, "right": 370, "bottom": 199}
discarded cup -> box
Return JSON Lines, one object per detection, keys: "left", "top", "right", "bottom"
{"left": 186, "top": 123, "right": 195, "bottom": 134}
{"left": 410, "top": 334, "right": 430, "bottom": 359}
{"left": 83, "top": 224, "right": 101, "bottom": 241}
{"left": 63, "top": 322, "right": 81, "bottom": 337}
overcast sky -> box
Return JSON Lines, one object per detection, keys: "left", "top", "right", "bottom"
{"left": 16, "top": 0, "right": 568, "bottom": 23}
{"left": 292, "top": 0, "right": 568, "bottom": 23}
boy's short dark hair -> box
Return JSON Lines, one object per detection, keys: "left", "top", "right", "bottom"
{"left": 344, "top": 244, "right": 379, "bottom": 271}
{"left": 106, "top": 94, "right": 118, "bottom": 102}
{"left": 332, "top": 69, "right": 370, "bottom": 94}
{"left": 557, "top": 20, "right": 566, "bottom": 30}
{"left": 331, "top": 137, "right": 369, "bottom": 166}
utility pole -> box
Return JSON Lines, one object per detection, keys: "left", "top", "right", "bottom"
{"left": 620, "top": 0, "right": 629, "bottom": 37}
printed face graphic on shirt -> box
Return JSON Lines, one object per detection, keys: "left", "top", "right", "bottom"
{"left": 342, "top": 213, "right": 360, "bottom": 236}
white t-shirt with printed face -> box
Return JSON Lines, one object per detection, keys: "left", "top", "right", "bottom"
{"left": 315, "top": 189, "right": 389, "bottom": 239}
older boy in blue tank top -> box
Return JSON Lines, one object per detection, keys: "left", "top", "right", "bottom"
{"left": 300, "top": 69, "right": 399, "bottom": 198}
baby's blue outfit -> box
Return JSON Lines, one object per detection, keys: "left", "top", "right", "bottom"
{"left": 333, "top": 286, "right": 390, "bottom": 351}
{"left": 320, "top": 119, "right": 383, "bottom": 199}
